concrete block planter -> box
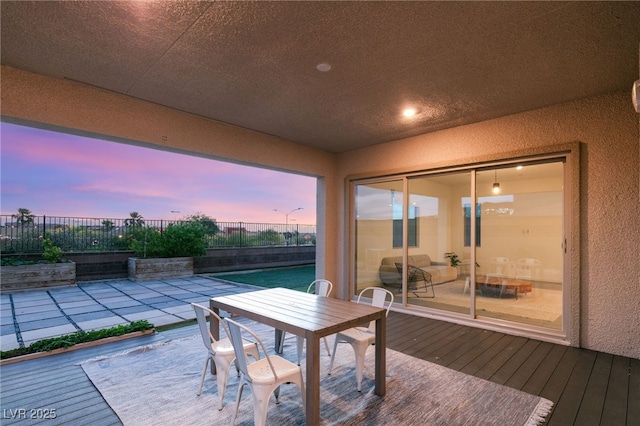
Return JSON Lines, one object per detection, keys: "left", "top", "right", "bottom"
{"left": 128, "top": 257, "right": 193, "bottom": 281}
{"left": 1, "top": 262, "right": 76, "bottom": 292}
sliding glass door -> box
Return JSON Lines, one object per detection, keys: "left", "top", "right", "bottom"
{"left": 352, "top": 160, "right": 565, "bottom": 333}
{"left": 403, "top": 172, "right": 471, "bottom": 315}
{"left": 474, "top": 162, "right": 564, "bottom": 329}
{"left": 354, "top": 180, "right": 403, "bottom": 295}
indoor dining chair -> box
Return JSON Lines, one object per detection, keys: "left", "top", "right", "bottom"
{"left": 279, "top": 279, "right": 334, "bottom": 364}
{"left": 225, "top": 317, "right": 306, "bottom": 426}
{"left": 191, "top": 303, "right": 260, "bottom": 410}
{"left": 327, "top": 286, "right": 394, "bottom": 391}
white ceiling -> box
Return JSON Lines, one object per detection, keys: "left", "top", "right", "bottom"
{"left": 2, "top": 1, "right": 639, "bottom": 153}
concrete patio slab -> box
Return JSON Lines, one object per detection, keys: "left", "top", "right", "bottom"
{"left": 0, "top": 276, "right": 258, "bottom": 352}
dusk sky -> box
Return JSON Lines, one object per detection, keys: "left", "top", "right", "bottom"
{"left": 0, "top": 122, "right": 316, "bottom": 224}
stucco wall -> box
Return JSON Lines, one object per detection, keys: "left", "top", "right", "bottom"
{"left": 336, "top": 91, "right": 640, "bottom": 358}
{"left": 1, "top": 66, "right": 638, "bottom": 358}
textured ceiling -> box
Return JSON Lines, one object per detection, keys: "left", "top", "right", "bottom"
{"left": 2, "top": 1, "right": 639, "bottom": 153}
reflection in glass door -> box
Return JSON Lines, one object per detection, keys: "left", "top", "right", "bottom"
{"left": 353, "top": 160, "right": 565, "bottom": 332}
{"left": 404, "top": 172, "right": 471, "bottom": 315}
{"left": 475, "top": 163, "right": 564, "bottom": 329}
{"left": 354, "top": 180, "right": 403, "bottom": 297}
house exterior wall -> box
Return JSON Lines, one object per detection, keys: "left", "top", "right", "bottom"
{"left": 337, "top": 91, "right": 639, "bottom": 359}
{"left": 1, "top": 66, "right": 638, "bottom": 358}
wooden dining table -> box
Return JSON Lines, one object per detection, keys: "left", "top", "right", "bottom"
{"left": 209, "top": 287, "right": 386, "bottom": 424}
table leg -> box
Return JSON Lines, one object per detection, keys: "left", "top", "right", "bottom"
{"left": 274, "top": 329, "right": 284, "bottom": 354}
{"left": 305, "top": 332, "right": 320, "bottom": 424}
{"left": 374, "top": 314, "right": 386, "bottom": 396}
{"left": 208, "top": 301, "right": 219, "bottom": 375}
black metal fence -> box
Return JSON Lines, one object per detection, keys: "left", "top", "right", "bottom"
{"left": 0, "top": 215, "right": 316, "bottom": 254}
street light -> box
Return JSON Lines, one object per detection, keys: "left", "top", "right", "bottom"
{"left": 274, "top": 207, "right": 303, "bottom": 246}
{"left": 273, "top": 207, "right": 303, "bottom": 227}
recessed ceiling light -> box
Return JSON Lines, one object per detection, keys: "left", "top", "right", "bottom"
{"left": 316, "top": 63, "right": 331, "bottom": 72}
{"left": 402, "top": 108, "right": 417, "bottom": 117}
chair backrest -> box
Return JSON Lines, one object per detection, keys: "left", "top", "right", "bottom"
{"left": 394, "top": 263, "right": 430, "bottom": 284}
{"left": 224, "top": 318, "right": 278, "bottom": 383}
{"left": 191, "top": 303, "right": 227, "bottom": 352}
{"left": 408, "top": 265, "right": 431, "bottom": 283}
{"left": 307, "top": 279, "right": 333, "bottom": 297}
{"left": 515, "top": 258, "right": 540, "bottom": 278}
{"left": 490, "top": 257, "right": 510, "bottom": 275}
{"left": 356, "top": 287, "right": 394, "bottom": 333}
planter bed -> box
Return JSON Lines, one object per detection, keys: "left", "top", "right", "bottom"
{"left": 128, "top": 257, "right": 193, "bottom": 281}
{"left": 0, "top": 329, "right": 155, "bottom": 365}
{"left": 1, "top": 262, "right": 76, "bottom": 292}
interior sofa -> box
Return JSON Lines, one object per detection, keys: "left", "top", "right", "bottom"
{"left": 379, "top": 254, "right": 457, "bottom": 287}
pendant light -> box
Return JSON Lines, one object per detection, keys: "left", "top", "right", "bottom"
{"left": 492, "top": 170, "right": 501, "bottom": 194}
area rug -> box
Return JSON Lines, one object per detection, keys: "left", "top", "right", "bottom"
{"left": 80, "top": 319, "right": 552, "bottom": 425}
{"left": 407, "top": 280, "right": 563, "bottom": 327}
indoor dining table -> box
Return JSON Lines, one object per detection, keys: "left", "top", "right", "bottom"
{"left": 209, "top": 287, "right": 386, "bottom": 424}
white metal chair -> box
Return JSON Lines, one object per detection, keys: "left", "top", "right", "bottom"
{"left": 515, "top": 257, "right": 541, "bottom": 279}
{"left": 489, "top": 256, "right": 511, "bottom": 276}
{"left": 327, "top": 286, "right": 394, "bottom": 391}
{"left": 225, "top": 317, "right": 306, "bottom": 426}
{"left": 191, "top": 303, "right": 259, "bottom": 410}
{"left": 279, "top": 279, "right": 333, "bottom": 364}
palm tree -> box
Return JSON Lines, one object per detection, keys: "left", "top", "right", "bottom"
{"left": 124, "top": 212, "right": 144, "bottom": 228}
{"left": 12, "top": 207, "right": 35, "bottom": 226}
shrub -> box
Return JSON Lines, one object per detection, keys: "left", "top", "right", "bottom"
{"left": 131, "top": 222, "right": 206, "bottom": 258}
{"left": 42, "top": 233, "right": 63, "bottom": 263}
{"left": 0, "top": 320, "right": 154, "bottom": 360}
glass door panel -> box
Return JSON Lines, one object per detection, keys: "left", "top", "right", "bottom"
{"left": 474, "top": 162, "right": 564, "bottom": 329}
{"left": 354, "top": 180, "right": 403, "bottom": 297}
{"left": 405, "top": 172, "right": 471, "bottom": 315}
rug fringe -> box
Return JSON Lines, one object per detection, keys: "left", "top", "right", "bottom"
{"left": 524, "top": 397, "right": 554, "bottom": 426}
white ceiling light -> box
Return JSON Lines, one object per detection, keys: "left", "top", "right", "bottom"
{"left": 632, "top": 80, "right": 639, "bottom": 113}
{"left": 316, "top": 63, "right": 331, "bottom": 72}
{"left": 402, "top": 108, "right": 417, "bottom": 117}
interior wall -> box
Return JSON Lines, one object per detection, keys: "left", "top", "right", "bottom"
{"left": 338, "top": 91, "right": 640, "bottom": 359}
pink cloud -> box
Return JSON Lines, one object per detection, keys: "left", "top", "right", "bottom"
{"left": 1, "top": 123, "right": 317, "bottom": 223}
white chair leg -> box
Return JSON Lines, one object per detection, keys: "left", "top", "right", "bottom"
{"left": 353, "top": 342, "right": 370, "bottom": 392}
{"left": 323, "top": 336, "right": 331, "bottom": 356}
{"left": 296, "top": 335, "right": 329, "bottom": 365}
{"left": 297, "top": 371, "right": 306, "bottom": 409}
{"left": 216, "top": 366, "right": 228, "bottom": 411}
{"left": 296, "top": 336, "right": 304, "bottom": 365}
{"left": 231, "top": 381, "right": 246, "bottom": 426}
{"left": 196, "top": 355, "right": 211, "bottom": 396}
{"left": 214, "top": 356, "right": 235, "bottom": 410}
{"left": 328, "top": 336, "right": 341, "bottom": 375}
{"left": 253, "top": 385, "right": 274, "bottom": 426}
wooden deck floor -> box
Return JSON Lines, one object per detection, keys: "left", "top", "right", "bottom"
{"left": 0, "top": 311, "right": 638, "bottom": 425}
